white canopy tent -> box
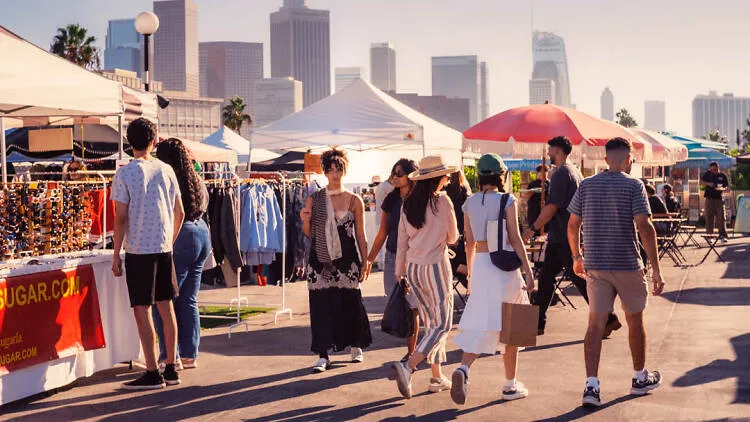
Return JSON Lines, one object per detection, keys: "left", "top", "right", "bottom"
{"left": 202, "top": 126, "right": 280, "bottom": 164}
{"left": 0, "top": 26, "right": 125, "bottom": 183}
{"left": 250, "top": 78, "right": 463, "bottom": 183}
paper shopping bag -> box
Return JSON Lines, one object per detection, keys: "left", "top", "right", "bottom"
{"left": 500, "top": 301, "right": 539, "bottom": 347}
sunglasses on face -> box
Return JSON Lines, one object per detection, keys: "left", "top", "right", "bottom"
{"left": 391, "top": 170, "right": 406, "bottom": 178}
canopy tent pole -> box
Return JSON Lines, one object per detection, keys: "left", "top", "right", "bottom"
{"left": 1, "top": 117, "right": 6, "bottom": 186}
{"left": 118, "top": 115, "right": 124, "bottom": 160}
{"left": 247, "top": 129, "right": 253, "bottom": 172}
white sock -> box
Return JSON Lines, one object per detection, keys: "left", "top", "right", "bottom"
{"left": 634, "top": 369, "right": 647, "bottom": 381}
{"left": 505, "top": 379, "right": 517, "bottom": 389}
{"left": 459, "top": 364, "right": 470, "bottom": 374}
{"left": 586, "top": 377, "right": 600, "bottom": 390}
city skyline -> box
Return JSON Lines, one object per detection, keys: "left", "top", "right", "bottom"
{"left": 3, "top": 0, "right": 750, "bottom": 136}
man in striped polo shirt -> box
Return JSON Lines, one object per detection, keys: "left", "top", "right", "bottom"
{"left": 567, "top": 137, "right": 665, "bottom": 408}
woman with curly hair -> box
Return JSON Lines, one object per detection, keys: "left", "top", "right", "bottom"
{"left": 300, "top": 148, "right": 372, "bottom": 373}
{"left": 153, "top": 138, "right": 211, "bottom": 370}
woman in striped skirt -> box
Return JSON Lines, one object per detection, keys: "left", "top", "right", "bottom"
{"left": 392, "top": 155, "right": 459, "bottom": 399}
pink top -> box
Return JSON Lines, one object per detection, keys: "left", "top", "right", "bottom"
{"left": 396, "top": 193, "right": 459, "bottom": 277}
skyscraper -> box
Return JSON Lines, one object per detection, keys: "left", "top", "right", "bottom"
{"left": 431, "top": 55, "right": 486, "bottom": 125}
{"left": 153, "top": 0, "right": 200, "bottom": 95}
{"left": 388, "top": 92, "right": 471, "bottom": 132}
{"left": 693, "top": 92, "right": 750, "bottom": 139}
{"left": 104, "top": 19, "right": 142, "bottom": 75}
{"left": 601, "top": 87, "right": 614, "bottom": 121}
{"left": 370, "top": 42, "right": 396, "bottom": 92}
{"left": 254, "top": 77, "right": 303, "bottom": 127}
{"left": 479, "top": 61, "right": 489, "bottom": 120}
{"left": 531, "top": 31, "right": 571, "bottom": 107}
{"left": 335, "top": 67, "right": 364, "bottom": 92}
{"left": 270, "top": 0, "right": 330, "bottom": 107}
{"left": 644, "top": 100, "right": 666, "bottom": 132}
{"left": 529, "top": 79, "right": 556, "bottom": 105}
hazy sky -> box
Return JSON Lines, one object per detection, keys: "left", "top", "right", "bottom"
{"left": 3, "top": 0, "right": 749, "bottom": 136}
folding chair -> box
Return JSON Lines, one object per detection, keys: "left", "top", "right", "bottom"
{"left": 697, "top": 235, "right": 725, "bottom": 265}
{"left": 453, "top": 273, "right": 469, "bottom": 307}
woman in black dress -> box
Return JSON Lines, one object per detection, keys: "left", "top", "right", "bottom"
{"left": 300, "top": 148, "right": 372, "bottom": 373}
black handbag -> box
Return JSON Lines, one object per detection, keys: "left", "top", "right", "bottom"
{"left": 489, "top": 193, "right": 522, "bottom": 271}
{"left": 381, "top": 281, "right": 415, "bottom": 338}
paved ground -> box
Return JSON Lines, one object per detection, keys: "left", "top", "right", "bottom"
{"left": 2, "top": 233, "right": 749, "bottom": 421}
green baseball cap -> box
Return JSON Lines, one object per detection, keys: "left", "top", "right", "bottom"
{"left": 477, "top": 153, "right": 507, "bottom": 175}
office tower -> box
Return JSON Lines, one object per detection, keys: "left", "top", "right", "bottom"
{"left": 388, "top": 92, "right": 471, "bottom": 132}
{"left": 692, "top": 92, "right": 750, "bottom": 139}
{"left": 158, "top": 90, "right": 223, "bottom": 141}
{"left": 153, "top": 0, "right": 200, "bottom": 95}
{"left": 479, "top": 61, "right": 489, "bottom": 120}
{"left": 432, "top": 55, "right": 486, "bottom": 125}
{"left": 531, "top": 31, "right": 571, "bottom": 107}
{"left": 101, "top": 68, "right": 163, "bottom": 92}
{"left": 335, "top": 67, "right": 364, "bottom": 92}
{"left": 529, "top": 79, "right": 556, "bottom": 105}
{"left": 254, "top": 77, "right": 303, "bottom": 127}
{"left": 104, "top": 19, "right": 142, "bottom": 75}
{"left": 270, "top": 0, "right": 330, "bottom": 106}
{"left": 644, "top": 100, "right": 666, "bottom": 132}
{"left": 370, "top": 42, "right": 396, "bottom": 92}
{"left": 200, "top": 42, "right": 263, "bottom": 137}
{"left": 601, "top": 87, "right": 614, "bottom": 121}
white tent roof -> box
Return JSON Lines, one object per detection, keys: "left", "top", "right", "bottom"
{"left": 0, "top": 26, "right": 123, "bottom": 117}
{"left": 202, "top": 126, "right": 280, "bottom": 163}
{"left": 251, "top": 78, "right": 463, "bottom": 159}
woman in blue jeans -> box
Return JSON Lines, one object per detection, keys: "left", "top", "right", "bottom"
{"left": 153, "top": 138, "right": 211, "bottom": 370}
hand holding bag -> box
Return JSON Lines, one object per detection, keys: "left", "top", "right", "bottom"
{"left": 500, "top": 291, "right": 539, "bottom": 347}
{"left": 489, "top": 193, "right": 522, "bottom": 271}
{"left": 381, "top": 280, "right": 415, "bottom": 339}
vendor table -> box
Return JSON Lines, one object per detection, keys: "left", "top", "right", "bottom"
{"left": 0, "top": 250, "right": 140, "bottom": 405}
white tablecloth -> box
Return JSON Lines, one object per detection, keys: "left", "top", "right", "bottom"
{"left": 0, "top": 250, "right": 140, "bottom": 405}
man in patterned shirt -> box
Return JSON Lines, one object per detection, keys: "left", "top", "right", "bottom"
{"left": 111, "top": 118, "right": 185, "bottom": 390}
{"left": 568, "top": 137, "right": 665, "bottom": 408}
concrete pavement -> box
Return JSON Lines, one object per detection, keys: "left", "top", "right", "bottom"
{"left": 2, "top": 234, "right": 749, "bottom": 421}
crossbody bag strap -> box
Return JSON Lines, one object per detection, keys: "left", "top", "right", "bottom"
{"left": 498, "top": 193, "right": 509, "bottom": 247}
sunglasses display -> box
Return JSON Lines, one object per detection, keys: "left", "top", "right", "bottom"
{"left": 0, "top": 182, "right": 95, "bottom": 259}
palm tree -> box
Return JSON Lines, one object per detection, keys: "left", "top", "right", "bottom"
{"left": 222, "top": 96, "right": 253, "bottom": 133}
{"left": 50, "top": 24, "right": 100, "bottom": 70}
{"left": 615, "top": 108, "right": 638, "bottom": 128}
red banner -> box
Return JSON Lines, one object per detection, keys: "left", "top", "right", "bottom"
{"left": 0, "top": 265, "right": 105, "bottom": 374}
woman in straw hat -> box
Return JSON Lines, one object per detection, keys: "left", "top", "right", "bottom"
{"left": 450, "top": 153, "right": 535, "bottom": 405}
{"left": 392, "top": 155, "right": 459, "bottom": 399}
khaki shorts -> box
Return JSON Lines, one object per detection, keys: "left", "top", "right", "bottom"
{"left": 586, "top": 270, "right": 648, "bottom": 314}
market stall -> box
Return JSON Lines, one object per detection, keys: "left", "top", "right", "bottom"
{"left": 250, "top": 78, "right": 463, "bottom": 184}
{"left": 672, "top": 148, "right": 736, "bottom": 222}
{"left": 202, "top": 126, "right": 280, "bottom": 166}
{"left": 0, "top": 250, "right": 140, "bottom": 405}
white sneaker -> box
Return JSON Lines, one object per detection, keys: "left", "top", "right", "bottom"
{"left": 351, "top": 347, "right": 364, "bottom": 363}
{"left": 393, "top": 361, "right": 413, "bottom": 399}
{"left": 312, "top": 358, "right": 330, "bottom": 373}
{"left": 428, "top": 376, "right": 452, "bottom": 393}
{"left": 502, "top": 381, "right": 529, "bottom": 401}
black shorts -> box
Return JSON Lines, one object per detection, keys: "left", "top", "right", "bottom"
{"left": 124, "top": 252, "right": 178, "bottom": 307}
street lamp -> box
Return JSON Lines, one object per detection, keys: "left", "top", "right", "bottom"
{"left": 135, "top": 11, "right": 160, "bottom": 92}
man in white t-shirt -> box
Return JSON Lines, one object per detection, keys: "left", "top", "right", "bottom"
{"left": 111, "top": 118, "right": 185, "bottom": 390}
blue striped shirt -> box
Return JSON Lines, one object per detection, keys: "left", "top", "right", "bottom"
{"left": 568, "top": 171, "right": 651, "bottom": 271}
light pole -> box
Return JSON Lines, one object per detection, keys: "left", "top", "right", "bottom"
{"left": 135, "top": 11, "right": 160, "bottom": 92}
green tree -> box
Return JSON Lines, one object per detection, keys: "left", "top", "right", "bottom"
{"left": 50, "top": 24, "right": 100, "bottom": 69}
{"left": 615, "top": 108, "right": 638, "bottom": 128}
{"left": 222, "top": 96, "right": 253, "bottom": 133}
{"left": 742, "top": 117, "right": 750, "bottom": 148}
{"left": 708, "top": 129, "right": 727, "bottom": 144}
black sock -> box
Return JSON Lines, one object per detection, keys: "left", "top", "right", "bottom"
{"left": 319, "top": 352, "right": 329, "bottom": 360}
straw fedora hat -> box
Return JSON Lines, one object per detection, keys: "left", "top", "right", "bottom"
{"left": 409, "top": 155, "right": 457, "bottom": 181}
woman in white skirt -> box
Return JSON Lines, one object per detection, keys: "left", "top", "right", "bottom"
{"left": 450, "top": 153, "right": 535, "bottom": 404}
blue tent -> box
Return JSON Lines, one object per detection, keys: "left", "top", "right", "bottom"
{"left": 669, "top": 134, "right": 729, "bottom": 152}
{"left": 503, "top": 159, "right": 544, "bottom": 172}
{"left": 673, "top": 148, "right": 735, "bottom": 169}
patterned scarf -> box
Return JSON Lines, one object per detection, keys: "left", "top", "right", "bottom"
{"left": 311, "top": 188, "right": 343, "bottom": 264}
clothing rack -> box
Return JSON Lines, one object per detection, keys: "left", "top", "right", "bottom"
{"left": 245, "top": 171, "right": 293, "bottom": 325}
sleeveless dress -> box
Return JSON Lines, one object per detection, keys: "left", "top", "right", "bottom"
{"left": 307, "top": 194, "right": 372, "bottom": 355}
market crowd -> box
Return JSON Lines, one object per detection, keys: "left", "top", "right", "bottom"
{"left": 113, "top": 117, "right": 668, "bottom": 408}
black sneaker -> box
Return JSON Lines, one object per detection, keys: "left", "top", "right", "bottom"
{"left": 631, "top": 370, "right": 662, "bottom": 395}
{"left": 603, "top": 315, "right": 622, "bottom": 339}
{"left": 123, "top": 370, "right": 165, "bottom": 391}
{"left": 163, "top": 363, "right": 181, "bottom": 386}
{"left": 582, "top": 385, "right": 601, "bottom": 408}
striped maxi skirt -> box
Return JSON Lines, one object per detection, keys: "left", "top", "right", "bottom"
{"left": 406, "top": 256, "right": 454, "bottom": 365}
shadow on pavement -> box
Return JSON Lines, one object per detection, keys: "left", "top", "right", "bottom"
{"left": 720, "top": 243, "right": 750, "bottom": 279}
{"left": 250, "top": 397, "right": 404, "bottom": 421}
{"left": 660, "top": 287, "right": 750, "bottom": 307}
{"left": 673, "top": 333, "right": 750, "bottom": 404}
{"left": 533, "top": 394, "right": 641, "bottom": 421}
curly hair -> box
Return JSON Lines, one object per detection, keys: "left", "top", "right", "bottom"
{"left": 156, "top": 138, "right": 206, "bottom": 221}
{"left": 320, "top": 148, "right": 348, "bottom": 174}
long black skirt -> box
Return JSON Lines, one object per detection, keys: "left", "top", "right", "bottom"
{"left": 309, "top": 287, "right": 372, "bottom": 354}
